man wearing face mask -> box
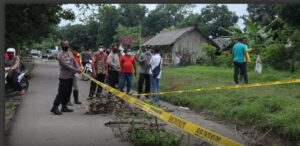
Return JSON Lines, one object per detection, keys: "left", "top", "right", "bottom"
{"left": 137, "top": 45, "right": 152, "bottom": 98}
{"left": 50, "top": 40, "right": 82, "bottom": 115}
{"left": 118, "top": 45, "right": 137, "bottom": 94}
{"left": 5, "top": 48, "right": 26, "bottom": 95}
{"left": 88, "top": 44, "right": 108, "bottom": 100}
{"left": 107, "top": 44, "right": 121, "bottom": 89}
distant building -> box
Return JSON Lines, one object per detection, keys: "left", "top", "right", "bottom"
{"left": 213, "top": 38, "right": 232, "bottom": 50}
{"left": 142, "top": 27, "right": 220, "bottom": 65}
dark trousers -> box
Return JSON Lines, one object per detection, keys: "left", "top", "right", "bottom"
{"left": 53, "top": 78, "right": 73, "bottom": 108}
{"left": 89, "top": 73, "right": 106, "bottom": 96}
{"left": 7, "top": 71, "right": 22, "bottom": 91}
{"left": 108, "top": 70, "right": 119, "bottom": 88}
{"left": 82, "top": 62, "right": 88, "bottom": 67}
{"left": 234, "top": 62, "right": 248, "bottom": 84}
{"left": 137, "top": 73, "right": 150, "bottom": 94}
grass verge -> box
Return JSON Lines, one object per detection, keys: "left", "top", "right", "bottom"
{"left": 5, "top": 100, "right": 21, "bottom": 119}
{"left": 158, "top": 65, "right": 300, "bottom": 142}
{"left": 128, "top": 126, "right": 182, "bottom": 146}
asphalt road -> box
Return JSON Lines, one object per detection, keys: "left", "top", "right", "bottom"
{"left": 6, "top": 59, "right": 132, "bottom": 146}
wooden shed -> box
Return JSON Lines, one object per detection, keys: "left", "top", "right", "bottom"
{"left": 142, "top": 27, "right": 220, "bottom": 65}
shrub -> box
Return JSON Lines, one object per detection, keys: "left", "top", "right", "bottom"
{"left": 128, "top": 126, "right": 182, "bottom": 146}
{"left": 215, "top": 51, "right": 232, "bottom": 67}
{"left": 261, "top": 43, "right": 290, "bottom": 71}
{"left": 5, "top": 100, "right": 20, "bottom": 117}
{"left": 202, "top": 43, "right": 217, "bottom": 65}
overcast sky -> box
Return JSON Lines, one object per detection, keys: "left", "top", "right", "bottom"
{"left": 59, "top": 4, "right": 248, "bottom": 29}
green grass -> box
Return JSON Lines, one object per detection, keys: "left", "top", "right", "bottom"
{"left": 153, "top": 65, "right": 300, "bottom": 142}
{"left": 128, "top": 126, "right": 182, "bottom": 146}
{"left": 5, "top": 100, "right": 20, "bottom": 118}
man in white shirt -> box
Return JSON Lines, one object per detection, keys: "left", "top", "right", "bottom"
{"left": 149, "top": 47, "right": 163, "bottom": 103}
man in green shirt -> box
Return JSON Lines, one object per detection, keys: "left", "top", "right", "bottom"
{"left": 232, "top": 37, "right": 248, "bottom": 84}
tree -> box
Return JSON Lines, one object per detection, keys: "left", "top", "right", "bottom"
{"left": 58, "top": 24, "right": 89, "bottom": 49}
{"left": 142, "top": 9, "right": 168, "bottom": 37}
{"left": 97, "top": 4, "right": 122, "bottom": 46}
{"left": 56, "top": 18, "right": 101, "bottom": 50}
{"left": 197, "top": 4, "right": 238, "bottom": 38}
{"left": 276, "top": 4, "right": 300, "bottom": 27}
{"left": 176, "top": 13, "right": 200, "bottom": 28}
{"left": 143, "top": 4, "right": 195, "bottom": 37}
{"left": 246, "top": 4, "right": 277, "bottom": 25}
{"left": 119, "top": 4, "right": 148, "bottom": 27}
{"left": 85, "top": 19, "right": 101, "bottom": 48}
{"left": 270, "top": 4, "right": 300, "bottom": 71}
{"left": 220, "top": 20, "right": 274, "bottom": 52}
{"left": 5, "top": 4, "right": 74, "bottom": 49}
{"left": 155, "top": 4, "right": 195, "bottom": 27}
{"left": 113, "top": 24, "right": 140, "bottom": 48}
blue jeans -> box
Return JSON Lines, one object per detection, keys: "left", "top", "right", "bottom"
{"left": 150, "top": 75, "right": 160, "bottom": 102}
{"left": 118, "top": 73, "right": 133, "bottom": 94}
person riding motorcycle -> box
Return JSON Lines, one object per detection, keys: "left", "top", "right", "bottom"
{"left": 5, "top": 52, "right": 9, "bottom": 60}
{"left": 5, "top": 48, "right": 26, "bottom": 95}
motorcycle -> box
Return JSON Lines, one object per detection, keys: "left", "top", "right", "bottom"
{"left": 5, "top": 65, "right": 29, "bottom": 97}
{"left": 81, "top": 60, "right": 93, "bottom": 81}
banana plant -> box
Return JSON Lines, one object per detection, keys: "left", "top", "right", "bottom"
{"left": 218, "top": 19, "right": 275, "bottom": 52}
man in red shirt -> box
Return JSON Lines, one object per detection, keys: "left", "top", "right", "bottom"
{"left": 118, "top": 46, "right": 137, "bottom": 94}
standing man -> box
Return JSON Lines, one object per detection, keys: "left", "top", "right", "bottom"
{"left": 149, "top": 47, "right": 163, "bottom": 103}
{"left": 104, "top": 47, "right": 111, "bottom": 84}
{"left": 88, "top": 44, "right": 108, "bottom": 100}
{"left": 119, "top": 46, "right": 137, "bottom": 94}
{"left": 137, "top": 45, "right": 152, "bottom": 98}
{"left": 50, "top": 40, "right": 82, "bottom": 115}
{"left": 107, "top": 44, "right": 121, "bottom": 89}
{"left": 68, "top": 44, "right": 82, "bottom": 105}
{"left": 232, "top": 37, "right": 248, "bottom": 84}
{"left": 81, "top": 47, "right": 92, "bottom": 68}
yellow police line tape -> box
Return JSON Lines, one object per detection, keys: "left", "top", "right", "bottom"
{"left": 82, "top": 72, "right": 243, "bottom": 146}
{"left": 133, "top": 78, "right": 300, "bottom": 96}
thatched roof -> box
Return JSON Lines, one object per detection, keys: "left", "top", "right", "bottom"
{"left": 142, "top": 26, "right": 220, "bottom": 49}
